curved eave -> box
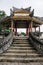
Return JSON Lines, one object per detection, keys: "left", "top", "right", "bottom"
{"left": 32, "top": 17, "right": 43, "bottom": 24}
{"left": 11, "top": 16, "right": 31, "bottom": 20}
{"left": 0, "top": 16, "right": 11, "bottom": 23}
{"left": 11, "top": 16, "right": 43, "bottom": 25}
{"left": 0, "top": 16, "right": 43, "bottom": 25}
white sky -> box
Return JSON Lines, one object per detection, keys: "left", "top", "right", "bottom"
{"left": 0, "top": 0, "right": 43, "bottom": 17}
{"left": 0, "top": 0, "right": 43, "bottom": 32}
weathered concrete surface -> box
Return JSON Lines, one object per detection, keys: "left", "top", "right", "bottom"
{"left": 0, "top": 62, "right": 43, "bottom": 65}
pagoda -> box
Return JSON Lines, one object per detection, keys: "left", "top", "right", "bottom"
{"left": 0, "top": 6, "right": 43, "bottom": 35}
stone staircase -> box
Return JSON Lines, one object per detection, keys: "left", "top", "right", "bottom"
{"left": 0, "top": 36, "right": 43, "bottom": 64}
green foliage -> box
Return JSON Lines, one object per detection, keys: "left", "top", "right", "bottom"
{"left": 0, "top": 10, "right": 6, "bottom": 18}
{"left": 20, "top": 32, "right": 26, "bottom": 36}
{"left": 5, "top": 29, "right": 11, "bottom": 33}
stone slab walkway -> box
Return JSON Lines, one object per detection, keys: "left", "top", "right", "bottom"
{"left": 0, "top": 62, "right": 43, "bottom": 65}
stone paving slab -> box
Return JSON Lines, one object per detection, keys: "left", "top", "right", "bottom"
{"left": 0, "top": 62, "right": 43, "bottom": 65}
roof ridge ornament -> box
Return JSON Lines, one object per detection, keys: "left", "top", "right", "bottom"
{"left": 25, "top": 6, "right": 31, "bottom": 12}
{"left": 29, "top": 9, "right": 34, "bottom": 17}
{"left": 12, "top": 6, "right": 20, "bottom": 11}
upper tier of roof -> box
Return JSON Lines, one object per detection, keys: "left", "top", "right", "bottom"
{"left": 0, "top": 6, "right": 43, "bottom": 27}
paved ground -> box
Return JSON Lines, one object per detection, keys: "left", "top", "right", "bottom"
{"left": 0, "top": 62, "right": 43, "bottom": 65}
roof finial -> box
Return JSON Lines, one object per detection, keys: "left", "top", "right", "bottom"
{"left": 29, "top": 9, "right": 34, "bottom": 17}
{"left": 25, "top": 6, "right": 31, "bottom": 11}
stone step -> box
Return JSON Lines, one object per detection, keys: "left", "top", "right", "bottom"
{"left": 10, "top": 44, "right": 31, "bottom": 48}
{"left": 0, "top": 57, "right": 43, "bottom": 62}
{"left": 1, "top": 53, "right": 41, "bottom": 56}
{"left": 0, "top": 62, "right": 42, "bottom": 65}
{"left": 0, "top": 52, "right": 42, "bottom": 58}
{"left": 14, "top": 40, "right": 28, "bottom": 42}
{"left": 14, "top": 36, "right": 29, "bottom": 40}
{"left": 7, "top": 49, "right": 35, "bottom": 51}
{"left": 11, "top": 44, "right": 30, "bottom": 47}
{"left": 7, "top": 49, "right": 36, "bottom": 53}
{"left": 0, "top": 53, "right": 42, "bottom": 58}
{"left": 12, "top": 43, "right": 30, "bottom": 45}
{"left": 12, "top": 44, "right": 29, "bottom": 47}
{"left": 13, "top": 42, "right": 29, "bottom": 44}
{"left": 10, "top": 46, "right": 34, "bottom": 50}
{"left": 10, "top": 46, "right": 32, "bottom": 48}
{"left": 14, "top": 38, "right": 28, "bottom": 40}
{"left": 0, "top": 36, "right": 43, "bottom": 63}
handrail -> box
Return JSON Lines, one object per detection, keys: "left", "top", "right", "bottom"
{"left": 29, "top": 32, "right": 43, "bottom": 54}
{"left": 31, "top": 32, "right": 42, "bottom": 37}
{"left": 29, "top": 32, "right": 43, "bottom": 45}
{"left": 0, "top": 31, "right": 13, "bottom": 54}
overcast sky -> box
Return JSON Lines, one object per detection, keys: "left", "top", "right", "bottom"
{"left": 0, "top": 0, "right": 43, "bottom": 17}
{"left": 0, "top": 0, "right": 43, "bottom": 32}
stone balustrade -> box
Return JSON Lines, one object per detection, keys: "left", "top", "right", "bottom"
{"left": 0, "top": 31, "right": 13, "bottom": 54}
{"left": 29, "top": 32, "right": 43, "bottom": 54}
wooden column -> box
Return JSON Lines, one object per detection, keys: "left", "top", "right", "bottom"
{"left": 29, "top": 24, "right": 30, "bottom": 32}
{"left": 35, "top": 27, "right": 36, "bottom": 32}
{"left": 39, "top": 26, "right": 40, "bottom": 32}
{"left": 29, "top": 21, "right": 33, "bottom": 32}
{"left": 13, "top": 23, "right": 15, "bottom": 34}
{"left": 30, "top": 21, "right": 33, "bottom": 32}
{"left": 15, "top": 28, "right": 17, "bottom": 35}
{"left": 11, "top": 20, "right": 13, "bottom": 31}
{"left": 26, "top": 28, "right": 28, "bottom": 35}
{"left": 14, "top": 23, "right": 17, "bottom": 36}
{"left": 28, "top": 27, "right": 29, "bottom": 34}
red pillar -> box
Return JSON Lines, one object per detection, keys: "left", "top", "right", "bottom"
{"left": 28, "top": 27, "right": 29, "bottom": 34}
{"left": 29, "top": 23, "right": 31, "bottom": 33}
{"left": 11, "top": 20, "right": 13, "bottom": 31}
{"left": 26, "top": 28, "right": 28, "bottom": 35}
{"left": 39, "top": 26, "right": 40, "bottom": 32}
{"left": 14, "top": 28, "right": 17, "bottom": 35}
{"left": 15, "top": 28, "right": 17, "bottom": 35}
{"left": 29, "top": 22, "right": 32, "bottom": 32}
{"left": 13, "top": 22, "right": 17, "bottom": 35}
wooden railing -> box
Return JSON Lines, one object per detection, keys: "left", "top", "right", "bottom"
{"left": 0, "top": 31, "right": 13, "bottom": 54}
{"left": 29, "top": 32, "right": 43, "bottom": 54}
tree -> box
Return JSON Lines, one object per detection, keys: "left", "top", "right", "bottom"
{"left": 0, "top": 10, "right": 6, "bottom": 18}
{"left": 20, "top": 32, "right": 26, "bottom": 36}
{"left": 0, "top": 10, "right": 6, "bottom": 32}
